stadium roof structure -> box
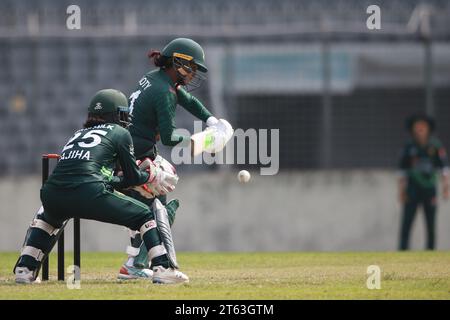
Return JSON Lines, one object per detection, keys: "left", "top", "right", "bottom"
{"left": 0, "top": 0, "right": 449, "bottom": 41}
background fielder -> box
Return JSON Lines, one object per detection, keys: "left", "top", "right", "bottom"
{"left": 398, "top": 114, "right": 449, "bottom": 250}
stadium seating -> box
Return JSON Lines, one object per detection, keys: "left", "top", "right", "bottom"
{"left": 0, "top": 0, "right": 449, "bottom": 174}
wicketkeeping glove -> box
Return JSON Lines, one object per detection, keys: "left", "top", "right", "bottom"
{"left": 133, "top": 156, "right": 179, "bottom": 199}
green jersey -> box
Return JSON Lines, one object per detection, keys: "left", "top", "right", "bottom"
{"left": 399, "top": 137, "right": 449, "bottom": 189}
{"left": 128, "top": 69, "right": 212, "bottom": 157}
{"left": 46, "top": 123, "right": 149, "bottom": 189}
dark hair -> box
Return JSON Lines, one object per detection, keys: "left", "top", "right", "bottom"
{"left": 406, "top": 114, "right": 435, "bottom": 133}
{"left": 148, "top": 50, "right": 172, "bottom": 69}
{"left": 83, "top": 112, "right": 117, "bottom": 128}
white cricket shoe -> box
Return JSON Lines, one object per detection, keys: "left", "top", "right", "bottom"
{"left": 152, "top": 266, "right": 189, "bottom": 284}
{"left": 15, "top": 267, "right": 37, "bottom": 284}
{"left": 117, "top": 264, "right": 153, "bottom": 280}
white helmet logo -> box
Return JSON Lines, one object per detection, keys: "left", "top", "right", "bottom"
{"left": 94, "top": 102, "right": 102, "bottom": 110}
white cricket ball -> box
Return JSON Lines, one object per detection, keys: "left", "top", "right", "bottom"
{"left": 238, "top": 170, "right": 251, "bottom": 183}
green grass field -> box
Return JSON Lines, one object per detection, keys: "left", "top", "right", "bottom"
{"left": 1, "top": 251, "right": 449, "bottom": 299}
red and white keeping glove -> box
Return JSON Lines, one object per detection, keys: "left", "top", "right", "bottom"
{"left": 133, "top": 156, "right": 179, "bottom": 199}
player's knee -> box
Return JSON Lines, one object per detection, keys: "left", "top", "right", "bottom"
{"left": 139, "top": 219, "right": 157, "bottom": 236}
{"left": 129, "top": 211, "right": 155, "bottom": 232}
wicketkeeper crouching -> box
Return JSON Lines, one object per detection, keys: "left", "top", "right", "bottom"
{"left": 14, "top": 89, "right": 188, "bottom": 284}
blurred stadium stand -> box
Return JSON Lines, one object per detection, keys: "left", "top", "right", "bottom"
{"left": 0, "top": 0, "right": 450, "bottom": 175}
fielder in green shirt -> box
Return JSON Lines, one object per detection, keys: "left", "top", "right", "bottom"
{"left": 398, "top": 114, "right": 449, "bottom": 250}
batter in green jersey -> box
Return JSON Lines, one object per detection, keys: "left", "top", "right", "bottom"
{"left": 398, "top": 114, "right": 449, "bottom": 250}
{"left": 128, "top": 69, "right": 213, "bottom": 155}
{"left": 127, "top": 38, "right": 213, "bottom": 159}
{"left": 14, "top": 89, "right": 188, "bottom": 284}
{"left": 118, "top": 38, "right": 232, "bottom": 277}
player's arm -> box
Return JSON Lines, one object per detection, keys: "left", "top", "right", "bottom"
{"left": 442, "top": 172, "right": 449, "bottom": 200}
{"left": 435, "top": 142, "right": 449, "bottom": 199}
{"left": 154, "top": 93, "right": 190, "bottom": 146}
{"left": 176, "top": 86, "right": 213, "bottom": 123}
{"left": 398, "top": 145, "right": 410, "bottom": 203}
{"left": 110, "top": 130, "right": 149, "bottom": 189}
{"left": 176, "top": 87, "right": 234, "bottom": 156}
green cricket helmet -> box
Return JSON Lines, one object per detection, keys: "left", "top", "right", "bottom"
{"left": 88, "top": 89, "right": 130, "bottom": 127}
{"left": 162, "top": 38, "right": 207, "bottom": 73}
{"left": 161, "top": 38, "right": 207, "bottom": 91}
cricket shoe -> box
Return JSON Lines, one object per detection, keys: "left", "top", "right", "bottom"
{"left": 117, "top": 264, "right": 153, "bottom": 280}
{"left": 15, "top": 267, "right": 38, "bottom": 284}
{"left": 152, "top": 266, "right": 189, "bottom": 284}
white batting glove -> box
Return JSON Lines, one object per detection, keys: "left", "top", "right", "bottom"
{"left": 206, "top": 116, "right": 219, "bottom": 127}
{"left": 203, "top": 118, "right": 234, "bottom": 154}
{"left": 216, "top": 119, "right": 233, "bottom": 140}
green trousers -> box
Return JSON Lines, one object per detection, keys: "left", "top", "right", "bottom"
{"left": 16, "top": 182, "right": 164, "bottom": 271}
{"left": 122, "top": 138, "right": 167, "bottom": 267}
{"left": 399, "top": 185, "right": 437, "bottom": 250}
{"left": 41, "top": 182, "right": 153, "bottom": 230}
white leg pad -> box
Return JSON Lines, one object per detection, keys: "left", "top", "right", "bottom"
{"left": 128, "top": 229, "right": 139, "bottom": 238}
{"left": 148, "top": 244, "right": 167, "bottom": 260}
{"left": 21, "top": 246, "right": 45, "bottom": 262}
{"left": 126, "top": 245, "right": 140, "bottom": 257}
{"left": 31, "top": 218, "right": 59, "bottom": 236}
{"left": 139, "top": 220, "right": 157, "bottom": 236}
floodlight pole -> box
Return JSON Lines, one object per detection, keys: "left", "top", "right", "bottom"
{"left": 424, "top": 37, "right": 434, "bottom": 117}
{"left": 416, "top": 5, "right": 434, "bottom": 117}
{"left": 320, "top": 17, "right": 332, "bottom": 169}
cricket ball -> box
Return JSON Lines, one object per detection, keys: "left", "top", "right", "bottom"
{"left": 237, "top": 170, "right": 251, "bottom": 183}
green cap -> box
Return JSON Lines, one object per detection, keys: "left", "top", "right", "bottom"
{"left": 161, "top": 38, "right": 207, "bottom": 73}
{"left": 88, "top": 89, "right": 129, "bottom": 114}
